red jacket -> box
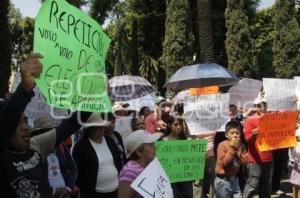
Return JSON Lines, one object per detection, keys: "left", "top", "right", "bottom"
{"left": 244, "top": 115, "right": 273, "bottom": 163}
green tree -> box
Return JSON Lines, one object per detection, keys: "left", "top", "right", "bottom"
{"left": 196, "top": 0, "right": 215, "bottom": 63}
{"left": 250, "top": 7, "right": 275, "bottom": 78}
{"left": 225, "top": 0, "right": 253, "bottom": 77}
{"left": 0, "top": 0, "right": 12, "bottom": 97}
{"left": 273, "top": 0, "right": 300, "bottom": 78}
{"left": 89, "top": 0, "right": 119, "bottom": 25}
{"left": 162, "top": 0, "right": 195, "bottom": 78}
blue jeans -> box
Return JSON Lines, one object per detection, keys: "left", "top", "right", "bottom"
{"left": 214, "top": 176, "right": 241, "bottom": 198}
{"left": 243, "top": 162, "right": 272, "bottom": 198}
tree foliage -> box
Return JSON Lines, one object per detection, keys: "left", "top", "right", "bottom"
{"left": 225, "top": 0, "right": 253, "bottom": 78}
{"left": 162, "top": 0, "right": 195, "bottom": 78}
{"left": 250, "top": 7, "right": 275, "bottom": 78}
{"left": 0, "top": 0, "right": 12, "bottom": 97}
{"left": 273, "top": 0, "right": 300, "bottom": 78}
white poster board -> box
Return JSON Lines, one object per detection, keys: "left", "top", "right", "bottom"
{"left": 184, "top": 93, "right": 229, "bottom": 135}
{"left": 131, "top": 158, "right": 173, "bottom": 198}
{"left": 229, "top": 78, "right": 263, "bottom": 109}
{"left": 295, "top": 77, "right": 300, "bottom": 110}
{"left": 263, "top": 78, "right": 296, "bottom": 111}
{"left": 11, "top": 73, "right": 67, "bottom": 126}
{"left": 114, "top": 116, "right": 133, "bottom": 142}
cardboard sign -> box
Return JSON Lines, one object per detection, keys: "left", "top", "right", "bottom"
{"left": 295, "top": 77, "right": 300, "bottom": 110}
{"left": 131, "top": 158, "right": 173, "bottom": 198}
{"left": 263, "top": 78, "right": 296, "bottom": 111}
{"left": 257, "top": 112, "right": 297, "bottom": 151}
{"left": 34, "top": 0, "right": 112, "bottom": 112}
{"left": 184, "top": 93, "right": 229, "bottom": 135}
{"left": 229, "top": 78, "right": 263, "bottom": 109}
{"left": 114, "top": 116, "right": 133, "bottom": 141}
{"left": 189, "top": 86, "right": 219, "bottom": 96}
{"left": 155, "top": 139, "right": 207, "bottom": 183}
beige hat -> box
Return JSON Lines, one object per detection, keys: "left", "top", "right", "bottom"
{"left": 83, "top": 112, "right": 110, "bottom": 128}
{"left": 125, "top": 130, "right": 162, "bottom": 158}
{"left": 112, "top": 102, "right": 131, "bottom": 113}
{"left": 32, "top": 115, "right": 58, "bottom": 131}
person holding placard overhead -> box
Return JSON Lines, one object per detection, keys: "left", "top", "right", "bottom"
{"left": 118, "top": 130, "right": 162, "bottom": 198}
{"left": 243, "top": 96, "right": 273, "bottom": 198}
{"left": 162, "top": 115, "right": 193, "bottom": 198}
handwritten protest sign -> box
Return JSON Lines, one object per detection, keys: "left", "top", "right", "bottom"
{"left": 189, "top": 86, "right": 219, "bottom": 96}
{"left": 155, "top": 139, "right": 207, "bottom": 183}
{"left": 257, "top": 112, "right": 297, "bottom": 151}
{"left": 184, "top": 93, "right": 229, "bottom": 135}
{"left": 229, "top": 78, "right": 262, "bottom": 109}
{"left": 131, "top": 158, "right": 173, "bottom": 198}
{"left": 263, "top": 78, "right": 296, "bottom": 111}
{"left": 34, "top": 0, "right": 112, "bottom": 112}
{"left": 114, "top": 116, "right": 133, "bottom": 141}
{"left": 295, "top": 77, "right": 300, "bottom": 110}
{"left": 11, "top": 73, "right": 67, "bottom": 126}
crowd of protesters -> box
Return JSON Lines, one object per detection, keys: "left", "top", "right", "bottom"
{"left": 1, "top": 54, "right": 300, "bottom": 198}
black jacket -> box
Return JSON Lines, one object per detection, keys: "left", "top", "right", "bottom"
{"left": 72, "top": 135, "right": 122, "bottom": 193}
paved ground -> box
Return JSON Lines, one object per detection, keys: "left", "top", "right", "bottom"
{"left": 193, "top": 179, "right": 298, "bottom": 198}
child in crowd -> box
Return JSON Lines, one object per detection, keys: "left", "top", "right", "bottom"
{"left": 289, "top": 111, "right": 300, "bottom": 198}
{"left": 214, "top": 121, "right": 248, "bottom": 198}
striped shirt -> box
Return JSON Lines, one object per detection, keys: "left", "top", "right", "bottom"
{"left": 119, "top": 160, "right": 144, "bottom": 198}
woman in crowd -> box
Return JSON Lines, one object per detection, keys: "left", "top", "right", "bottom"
{"left": 72, "top": 113, "right": 122, "bottom": 198}
{"left": 162, "top": 115, "right": 193, "bottom": 198}
{"left": 118, "top": 130, "right": 161, "bottom": 198}
{"left": 131, "top": 117, "right": 146, "bottom": 131}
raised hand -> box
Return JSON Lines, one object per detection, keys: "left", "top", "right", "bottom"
{"left": 20, "top": 53, "right": 43, "bottom": 92}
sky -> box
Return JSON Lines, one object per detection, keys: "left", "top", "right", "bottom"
{"left": 11, "top": 0, "right": 276, "bottom": 18}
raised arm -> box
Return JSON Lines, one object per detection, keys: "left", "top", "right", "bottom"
{"left": 0, "top": 53, "right": 42, "bottom": 150}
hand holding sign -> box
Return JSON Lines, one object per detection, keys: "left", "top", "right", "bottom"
{"left": 20, "top": 53, "right": 43, "bottom": 92}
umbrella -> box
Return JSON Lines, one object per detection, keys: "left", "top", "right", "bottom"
{"left": 108, "top": 75, "right": 155, "bottom": 101}
{"left": 164, "top": 63, "right": 239, "bottom": 90}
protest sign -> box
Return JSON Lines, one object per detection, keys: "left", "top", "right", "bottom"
{"left": 263, "top": 78, "right": 296, "bottom": 111}
{"left": 11, "top": 73, "right": 67, "bottom": 126}
{"left": 184, "top": 93, "right": 229, "bottom": 135}
{"left": 189, "top": 86, "right": 219, "bottom": 96}
{"left": 126, "top": 93, "right": 155, "bottom": 112}
{"left": 155, "top": 139, "right": 207, "bottom": 183}
{"left": 34, "top": 0, "right": 112, "bottom": 112}
{"left": 131, "top": 158, "right": 173, "bottom": 198}
{"left": 257, "top": 112, "right": 297, "bottom": 151}
{"left": 114, "top": 116, "right": 133, "bottom": 141}
{"left": 295, "top": 77, "right": 300, "bottom": 110}
{"left": 228, "top": 78, "right": 262, "bottom": 109}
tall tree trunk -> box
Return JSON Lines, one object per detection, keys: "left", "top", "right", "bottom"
{"left": 130, "top": 18, "right": 139, "bottom": 75}
{"left": 0, "top": 0, "right": 12, "bottom": 97}
{"left": 196, "top": 0, "right": 215, "bottom": 63}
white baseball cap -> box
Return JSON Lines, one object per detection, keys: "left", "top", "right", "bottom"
{"left": 125, "top": 130, "right": 162, "bottom": 158}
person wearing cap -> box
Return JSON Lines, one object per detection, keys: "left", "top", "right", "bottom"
{"left": 72, "top": 112, "right": 122, "bottom": 198}
{"left": 118, "top": 130, "right": 161, "bottom": 198}
{"left": 145, "top": 97, "right": 173, "bottom": 133}
{"left": 0, "top": 53, "right": 92, "bottom": 197}
{"left": 243, "top": 97, "right": 273, "bottom": 198}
